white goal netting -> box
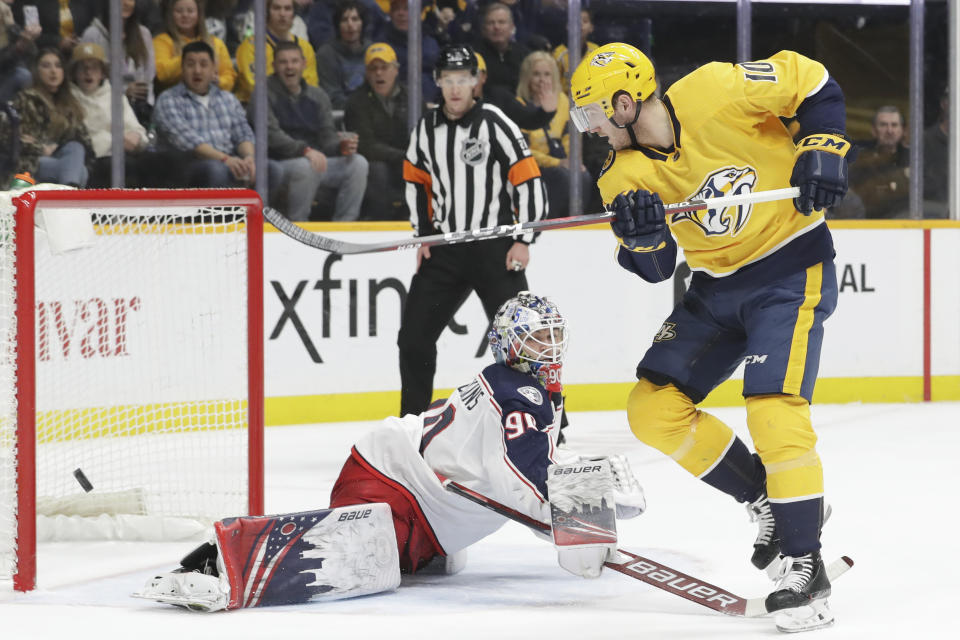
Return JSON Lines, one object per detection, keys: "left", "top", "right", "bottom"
{"left": 0, "top": 189, "right": 260, "bottom": 585}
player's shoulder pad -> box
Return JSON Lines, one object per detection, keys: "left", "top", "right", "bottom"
{"left": 597, "top": 148, "right": 646, "bottom": 207}
{"left": 480, "top": 364, "right": 554, "bottom": 426}
{"left": 670, "top": 61, "right": 736, "bottom": 110}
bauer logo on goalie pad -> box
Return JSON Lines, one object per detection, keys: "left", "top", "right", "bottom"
{"left": 553, "top": 465, "right": 602, "bottom": 475}
{"left": 338, "top": 508, "right": 373, "bottom": 521}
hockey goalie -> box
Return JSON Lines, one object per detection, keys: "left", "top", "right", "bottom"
{"left": 134, "top": 292, "right": 646, "bottom": 611}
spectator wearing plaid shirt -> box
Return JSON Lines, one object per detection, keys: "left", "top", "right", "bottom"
{"left": 153, "top": 40, "right": 268, "bottom": 189}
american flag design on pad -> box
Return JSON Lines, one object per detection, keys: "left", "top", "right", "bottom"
{"left": 214, "top": 504, "right": 400, "bottom": 609}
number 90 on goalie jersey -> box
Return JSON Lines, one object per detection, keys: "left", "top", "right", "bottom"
{"left": 547, "top": 460, "right": 618, "bottom": 579}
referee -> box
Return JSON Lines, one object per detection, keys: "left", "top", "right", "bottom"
{"left": 398, "top": 44, "right": 548, "bottom": 416}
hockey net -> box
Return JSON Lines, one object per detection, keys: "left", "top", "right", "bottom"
{"left": 0, "top": 188, "right": 264, "bottom": 591}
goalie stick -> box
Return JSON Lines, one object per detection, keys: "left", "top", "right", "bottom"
{"left": 440, "top": 476, "right": 853, "bottom": 618}
{"left": 264, "top": 187, "right": 801, "bottom": 255}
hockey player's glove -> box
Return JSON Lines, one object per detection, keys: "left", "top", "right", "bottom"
{"left": 609, "top": 189, "right": 667, "bottom": 252}
{"left": 790, "top": 133, "right": 854, "bottom": 215}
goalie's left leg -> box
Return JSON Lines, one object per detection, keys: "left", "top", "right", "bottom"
{"left": 133, "top": 504, "right": 401, "bottom": 611}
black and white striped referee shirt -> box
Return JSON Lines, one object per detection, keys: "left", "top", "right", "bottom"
{"left": 403, "top": 100, "right": 547, "bottom": 243}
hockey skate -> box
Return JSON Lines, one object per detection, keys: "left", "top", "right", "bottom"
{"left": 418, "top": 548, "right": 468, "bottom": 575}
{"left": 746, "top": 493, "right": 779, "bottom": 571}
{"left": 766, "top": 552, "right": 834, "bottom": 633}
{"left": 136, "top": 570, "right": 229, "bottom": 612}
{"left": 747, "top": 495, "right": 832, "bottom": 576}
{"left": 133, "top": 541, "right": 230, "bottom": 612}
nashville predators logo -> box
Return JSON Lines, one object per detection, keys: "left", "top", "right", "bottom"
{"left": 672, "top": 167, "right": 758, "bottom": 237}
{"left": 599, "top": 150, "right": 616, "bottom": 178}
{"left": 591, "top": 51, "right": 615, "bottom": 67}
{"left": 653, "top": 322, "right": 677, "bottom": 342}
{"left": 460, "top": 137, "right": 488, "bottom": 166}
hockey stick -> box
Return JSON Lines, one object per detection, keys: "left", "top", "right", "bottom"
{"left": 264, "top": 187, "right": 800, "bottom": 255}
{"left": 440, "top": 476, "right": 853, "bottom": 618}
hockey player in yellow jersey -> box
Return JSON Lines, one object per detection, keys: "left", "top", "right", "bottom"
{"left": 570, "top": 43, "right": 853, "bottom": 632}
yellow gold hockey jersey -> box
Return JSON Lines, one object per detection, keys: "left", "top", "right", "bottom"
{"left": 598, "top": 50, "right": 831, "bottom": 277}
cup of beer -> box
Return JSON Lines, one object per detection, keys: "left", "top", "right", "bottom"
{"left": 338, "top": 130, "right": 358, "bottom": 155}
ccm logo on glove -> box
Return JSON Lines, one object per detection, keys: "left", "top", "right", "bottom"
{"left": 797, "top": 134, "right": 850, "bottom": 155}
{"left": 790, "top": 132, "right": 853, "bottom": 215}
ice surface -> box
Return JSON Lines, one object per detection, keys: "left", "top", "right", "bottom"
{"left": 1, "top": 402, "right": 957, "bottom": 639}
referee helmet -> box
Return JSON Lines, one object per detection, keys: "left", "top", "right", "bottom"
{"left": 434, "top": 44, "right": 478, "bottom": 81}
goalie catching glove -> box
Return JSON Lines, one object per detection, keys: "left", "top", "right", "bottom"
{"left": 790, "top": 133, "right": 854, "bottom": 215}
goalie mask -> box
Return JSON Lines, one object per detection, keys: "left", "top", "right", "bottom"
{"left": 489, "top": 292, "right": 568, "bottom": 385}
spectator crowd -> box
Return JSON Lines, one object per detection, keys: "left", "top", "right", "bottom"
{"left": 0, "top": 0, "right": 949, "bottom": 220}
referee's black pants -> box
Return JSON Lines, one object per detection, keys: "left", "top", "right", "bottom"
{"left": 397, "top": 238, "right": 528, "bottom": 417}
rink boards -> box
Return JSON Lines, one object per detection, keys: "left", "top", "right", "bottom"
{"left": 263, "top": 221, "right": 960, "bottom": 424}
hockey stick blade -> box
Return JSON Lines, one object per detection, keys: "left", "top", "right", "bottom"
{"left": 608, "top": 551, "right": 854, "bottom": 618}
{"left": 441, "top": 477, "right": 852, "bottom": 618}
{"left": 264, "top": 187, "right": 800, "bottom": 255}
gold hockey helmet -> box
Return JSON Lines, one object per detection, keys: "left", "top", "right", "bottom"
{"left": 569, "top": 43, "right": 656, "bottom": 132}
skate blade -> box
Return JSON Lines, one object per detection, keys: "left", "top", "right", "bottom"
{"left": 764, "top": 558, "right": 782, "bottom": 580}
{"left": 775, "top": 598, "right": 835, "bottom": 633}
{"left": 131, "top": 591, "right": 220, "bottom": 612}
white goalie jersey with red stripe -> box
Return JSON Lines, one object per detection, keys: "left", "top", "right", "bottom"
{"left": 351, "top": 363, "right": 572, "bottom": 554}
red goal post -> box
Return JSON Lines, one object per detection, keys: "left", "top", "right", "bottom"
{"left": 0, "top": 188, "right": 264, "bottom": 592}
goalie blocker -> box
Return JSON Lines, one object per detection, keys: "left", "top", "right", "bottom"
{"left": 134, "top": 503, "right": 401, "bottom": 611}
{"left": 547, "top": 460, "right": 618, "bottom": 578}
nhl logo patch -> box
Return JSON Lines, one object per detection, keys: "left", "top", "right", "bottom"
{"left": 591, "top": 51, "right": 615, "bottom": 67}
{"left": 517, "top": 386, "right": 543, "bottom": 405}
{"left": 460, "top": 137, "right": 488, "bottom": 166}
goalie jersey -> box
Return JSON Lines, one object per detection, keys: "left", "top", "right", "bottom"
{"left": 350, "top": 363, "right": 567, "bottom": 555}
{"left": 599, "top": 50, "right": 836, "bottom": 281}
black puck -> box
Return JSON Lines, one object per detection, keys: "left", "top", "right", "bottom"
{"left": 73, "top": 468, "right": 93, "bottom": 492}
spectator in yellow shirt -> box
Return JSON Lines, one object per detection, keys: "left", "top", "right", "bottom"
{"left": 234, "top": 0, "right": 318, "bottom": 103}
{"left": 154, "top": 0, "right": 236, "bottom": 93}
{"left": 551, "top": 8, "right": 598, "bottom": 82}
{"left": 515, "top": 51, "right": 597, "bottom": 218}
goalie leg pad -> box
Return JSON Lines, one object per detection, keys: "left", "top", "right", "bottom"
{"left": 215, "top": 504, "right": 401, "bottom": 609}
{"left": 547, "top": 460, "right": 617, "bottom": 578}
